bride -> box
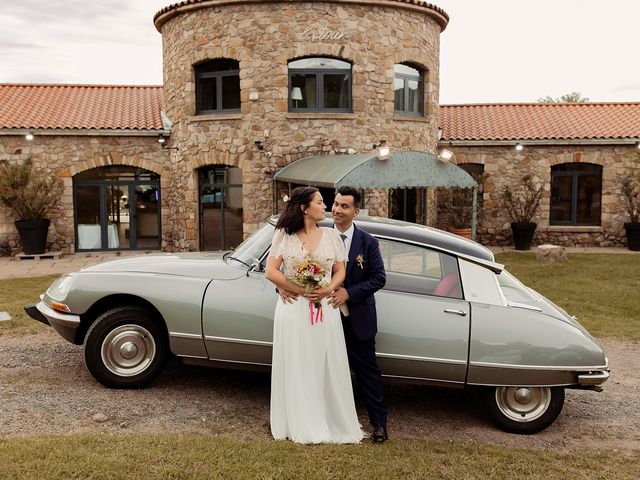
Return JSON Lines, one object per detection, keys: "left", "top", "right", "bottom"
{"left": 265, "top": 186, "right": 363, "bottom": 444}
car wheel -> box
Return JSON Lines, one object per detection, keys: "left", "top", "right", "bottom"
{"left": 84, "top": 306, "right": 168, "bottom": 389}
{"left": 479, "top": 386, "right": 565, "bottom": 434}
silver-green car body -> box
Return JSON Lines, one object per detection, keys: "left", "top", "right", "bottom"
{"left": 27, "top": 215, "right": 610, "bottom": 433}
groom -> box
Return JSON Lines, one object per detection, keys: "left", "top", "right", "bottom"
{"left": 328, "top": 186, "right": 389, "bottom": 443}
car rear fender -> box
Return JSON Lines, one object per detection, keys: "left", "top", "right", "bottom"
{"left": 467, "top": 303, "right": 608, "bottom": 387}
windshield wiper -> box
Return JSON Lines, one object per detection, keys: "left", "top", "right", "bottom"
{"left": 227, "top": 256, "right": 252, "bottom": 269}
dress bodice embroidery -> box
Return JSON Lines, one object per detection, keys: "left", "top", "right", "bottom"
{"left": 269, "top": 227, "right": 348, "bottom": 286}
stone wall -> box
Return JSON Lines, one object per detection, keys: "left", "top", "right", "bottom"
{"left": 158, "top": 0, "right": 444, "bottom": 249}
{"left": 443, "top": 144, "right": 639, "bottom": 247}
{"left": 0, "top": 135, "right": 171, "bottom": 254}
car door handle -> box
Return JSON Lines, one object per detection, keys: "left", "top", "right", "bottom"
{"left": 444, "top": 309, "right": 467, "bottom": 316}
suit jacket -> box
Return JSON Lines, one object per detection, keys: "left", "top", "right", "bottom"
{"left": 342, "top": 224, "right": 386, "bottom": 340}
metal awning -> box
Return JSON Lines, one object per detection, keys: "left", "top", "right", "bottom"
{"left": 273, "top": 151, "right": 476, "bottom": 189}
{"left": 273, "top": 150, "right": 479, "bottom": 240}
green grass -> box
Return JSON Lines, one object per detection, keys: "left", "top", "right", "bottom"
{"left": 0, "top": 274, "right": 58, "bottom": 336}
{"left": 496, "top": 253, "right": 640, "bottom": 341}
{"left": 0, "top": 434, "right": 638, "bottom": 480}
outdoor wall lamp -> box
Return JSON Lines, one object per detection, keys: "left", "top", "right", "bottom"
{"left": 636, "top": 141, "right": 640, "bottom": 150}
{"left": 437, "top": 127, "right": 443, "bottom": 141}
{"left": 158, "top": 134, "right": 179, "bottom": 150}
{"left": 515, "top": 142, "right": 524, "bottom": 152}
{"left": 25, "top": 132, "right": 34, "bottom": 141}
{"left": 378, "top": 145, "right": 391, "bottom": 160}
{"left": 254, "top": 140, "right": 264, "bottom": 150}
{"left": 438, "top": 149, "right": 454, "bottom": 162}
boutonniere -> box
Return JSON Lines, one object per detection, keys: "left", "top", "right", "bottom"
{"left": 355, "top": 254, "right": 365, "bottom": 269}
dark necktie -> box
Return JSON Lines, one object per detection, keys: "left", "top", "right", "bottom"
{"left": 339, "top": 233, "right": 347, "bottom": 245}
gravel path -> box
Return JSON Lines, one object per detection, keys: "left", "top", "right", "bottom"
{"left": 1, "top": 331, "right": 638, "bottom": 452}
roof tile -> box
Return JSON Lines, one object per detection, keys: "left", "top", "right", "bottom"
{"left": 0, "top": 84, "right": 165, "bottom": 131}
{"left": 439, "top": 103, "right": 640, "bottom": 141}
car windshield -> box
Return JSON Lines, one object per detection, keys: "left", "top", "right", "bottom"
{"left": 227, "top": 222, "right": 275, "bottom": 267}
{"left": 497, "top": 270, "right": 540, "bottom": 304}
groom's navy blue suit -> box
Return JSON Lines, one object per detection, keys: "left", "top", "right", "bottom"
{"left": 340, "top": 223, "right": 388, "bottom": 428}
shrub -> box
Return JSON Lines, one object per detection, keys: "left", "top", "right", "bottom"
{"left": 622, "top": 172, "right": 640, "bottom": 224}
{"left": 0, "top": 158, "right": 63, "bottom": 220}
{"left": 500, "top": 174, "right": 543, "bottom": 224}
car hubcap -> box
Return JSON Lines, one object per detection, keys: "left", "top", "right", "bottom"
{"left": 101, "top": 324, "right": 156, "bottom": 377}
{"left": 495, "top": 386, "right": 551, "bottom": 422}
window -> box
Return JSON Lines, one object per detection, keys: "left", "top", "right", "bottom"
{"left": 550, "top": 163, "right": 602, "bottom": 225}
{"left": 378, "top": 239, "right": 462, "bottom": 299}
{"left": 394, "top": 64, "right": 424, "bottom": 115}
{"left": 195, "top": 59, "right": 241, "bottom": 114}
{"left": 288, "top": 57, "right": 351, "bottom": 112}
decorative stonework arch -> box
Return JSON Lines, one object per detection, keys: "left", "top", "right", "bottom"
{"left": 187, "top": 150, "right": 241, "bottom": 172}
{"left": 288, "top": 47, "right": 356, "bottom": 66}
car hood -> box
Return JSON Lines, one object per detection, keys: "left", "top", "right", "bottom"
{"left": 77, "top": 252, "right": 246, "bottom": 280}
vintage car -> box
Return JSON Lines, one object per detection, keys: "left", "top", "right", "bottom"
{"left": 25, "top": 215, "right": 610, "bottom": 434}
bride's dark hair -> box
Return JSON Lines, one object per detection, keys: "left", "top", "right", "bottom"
{"left": 276, "top": 186, "right": 319, "bottom": 235}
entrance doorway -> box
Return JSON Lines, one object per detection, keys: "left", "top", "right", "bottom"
{"left": 390, "top": 188, "right": 418, "bottom": 223}
{"left": 199, "top": 166, "right": 243, "bottom": 251}
{"left": 73, "top": 166, "right": 161, "bottom": 251}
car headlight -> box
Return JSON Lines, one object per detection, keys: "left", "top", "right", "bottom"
{"left": 46, "top": 275, "right": 74, "bottom": 303}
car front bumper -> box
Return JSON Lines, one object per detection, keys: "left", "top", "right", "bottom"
{"left": 24, "top": 301, "right": 81, "bottom": 343}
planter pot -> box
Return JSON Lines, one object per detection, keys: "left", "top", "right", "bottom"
{"left": 511, "top": 222, "right": 537, "bottom": 251}
{"left": 15, "top": 219, "right": 51, "bottom": 255}
{"left": 449, "top": 227, "right": 472, "bottom": 239}
{"left": 624, "top": 222, "right": 640, "bottom": 251}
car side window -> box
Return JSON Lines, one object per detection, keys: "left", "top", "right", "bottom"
{"left": 378, "top": 238, "right": 462, "bottom": 299}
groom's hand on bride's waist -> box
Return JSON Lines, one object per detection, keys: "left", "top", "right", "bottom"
{"left": 328, "top": 287, "right": 349, "bottom": 309}
{"left": 279, "top": 288, "right": 299, "bottom": 304}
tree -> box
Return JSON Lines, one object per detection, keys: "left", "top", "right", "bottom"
{"left": 537, "top": 92, "right": 589, "bottom": 103}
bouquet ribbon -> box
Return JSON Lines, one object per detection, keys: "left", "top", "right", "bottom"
{"left": 308, "top": 301, "right": 323, "bottom": 325}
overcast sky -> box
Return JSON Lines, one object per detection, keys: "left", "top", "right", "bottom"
{"left": 1, "top": 0, "right": 638, "bottom": 104}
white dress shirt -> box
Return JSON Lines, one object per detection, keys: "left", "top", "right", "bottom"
{"left": 334, "top": 223, "right": 354, "bottom": 257}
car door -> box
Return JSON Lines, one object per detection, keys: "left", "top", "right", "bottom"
{"left": 201, "top": 224, "right": 278, "bottom": 367}
{"left": 201, "top": 264, "right": 277, "bottom": 366}
{"left": 374, "top": 238, "right": 470, "bottom": 385}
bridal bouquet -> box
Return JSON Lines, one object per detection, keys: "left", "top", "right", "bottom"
{"left": 292, "top": 258, "right": 327, "bottom": 325}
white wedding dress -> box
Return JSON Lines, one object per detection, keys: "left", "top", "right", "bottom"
{"left": 269, "top": 227, "right": 363, "bottom": 444}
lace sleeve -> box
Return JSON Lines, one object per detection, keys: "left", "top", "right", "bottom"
{"left": 269, "top": 228, "right": 288, "bottom": 260}
{"left": 327, "top": 228, "right": 348, "bottom": 263}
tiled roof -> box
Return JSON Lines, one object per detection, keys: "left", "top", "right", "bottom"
{"left": 154, "top": 0, "right": 450, "bottom": 30}
{"left": 2, "top": 84, "right": 639, "bottom": 142}
{"left": 0, "top": 84, "right": 165, "bottom": 131}
{"left": 439, "top": 103, "right": 640, "bottom": 142}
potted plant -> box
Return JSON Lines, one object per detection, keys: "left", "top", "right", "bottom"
{"left": 500, "top": 174, "right": 544, "bottom": 250}
{"left": 442, "top": 172, "right": 487, "bottom": 239}
{"left": 622, "top": 172, "right": 640, "bottom": 251}
{"left": 0, "top": 158, "right": 64, "bottom": 254}
{"left": 446, "top": 187, "right": 474, "bottom": 239}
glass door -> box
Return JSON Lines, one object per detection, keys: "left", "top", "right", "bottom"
{"left": 74, "top": 166, "right": 161, "bottom": 251}
{"left": 199, "top": 166, "right": 243, "bottom": 251}
{"left": 134, "top": 184, "right": 160, "bottom": 249}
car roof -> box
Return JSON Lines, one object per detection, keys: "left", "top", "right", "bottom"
{"left": 269, "top": 214, "right": 495, "bottom": 262}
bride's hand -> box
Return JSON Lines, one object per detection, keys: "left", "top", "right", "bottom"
{"left": 310, "top": 286, "right": 332, "bottom": 301}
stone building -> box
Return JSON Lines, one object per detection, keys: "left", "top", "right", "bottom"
{"left": 1, "top": 1, "right": 639, "bottom": 254}
{"left": 1, "top": 0, "right": 449, "bottom": 254}
{"left": 438, "top": 103, "right": 640, "bottom": 247}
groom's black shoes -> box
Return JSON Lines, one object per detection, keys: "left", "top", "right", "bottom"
{"left": 372, "top": 426, "right": 388, "bottom": 444}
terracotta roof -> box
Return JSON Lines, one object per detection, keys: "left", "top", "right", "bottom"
{"left": 439, "top": 103, "right": 640, "bottom": 142}
{"left": 2, "top": 84, "right": 639, "bottom": 142}
{"left": 0, "top": 84, "right": 165, "bottom": 131}
{"left": 154, "top": 0, "right": 450, "bottom": 31}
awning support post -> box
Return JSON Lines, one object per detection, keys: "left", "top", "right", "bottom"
{"left": 471, "top": 186, "right": 478, "bottom": 241}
